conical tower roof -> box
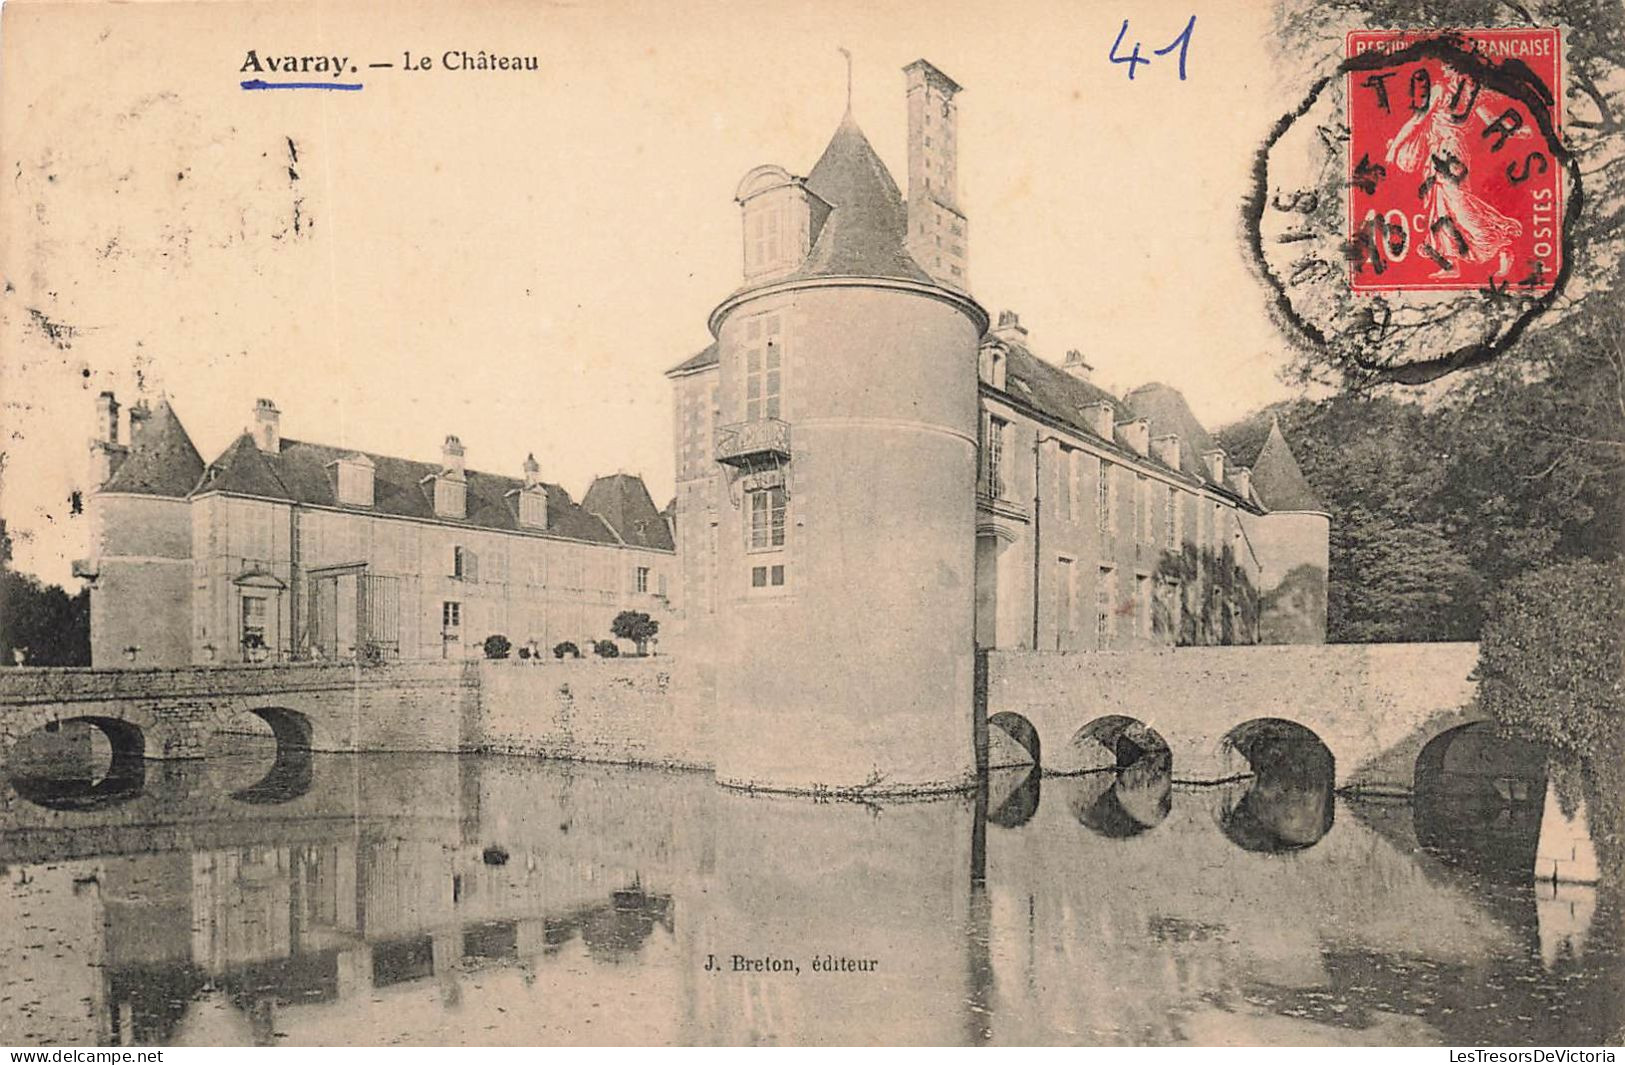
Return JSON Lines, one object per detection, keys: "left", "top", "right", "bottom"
{"left": 1251, "top": 418, "right": 1326, "bottom": 513}
{"left": 103, "top": 398, "right": 205, "bottom": 497}
{"left": 794, "top": 115, "right": 933, "bottom": 285}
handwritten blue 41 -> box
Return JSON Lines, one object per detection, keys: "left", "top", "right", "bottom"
{"left": 1109, "top": 15, "right": 1196, "bottom": 81}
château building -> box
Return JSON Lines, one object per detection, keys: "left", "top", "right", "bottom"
{"left": 667, "top": 59, "right": 1329, "bottom": 792}
{"left": 77, "top": 394, "right": 675, "bottom": 667}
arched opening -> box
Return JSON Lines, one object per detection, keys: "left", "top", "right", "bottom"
{"left": 1414, "top": 721, "right": 1547, "bottom": 881}
{"left": 1217, "top": 718, "right": 1335, "bottom": 853}
{"left": 987, "top": 711, "right": 1039, "bottom": 770}
{"left": 6, "top": 715, "right": 147, "bottom": 810}
{"left": 210, "top": 706, "right": 315, "bottom": 805}
{"left": 1064, "top": 715, "right": 1172, "bottom": 836}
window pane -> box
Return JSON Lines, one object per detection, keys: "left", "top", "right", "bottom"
{"left": 770, "top": 565, "right": 785, "bottom": 586}
{"left": 752, "top": 566, "right": 767, "bottom": 588}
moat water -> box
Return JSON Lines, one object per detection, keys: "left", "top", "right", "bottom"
{"left": 1, "top": 744, "right": 1619, "bottom": 1046}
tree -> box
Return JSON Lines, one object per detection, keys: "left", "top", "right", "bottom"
{"left": 0, "top": 568, "right": 90, "bottom": 666}
{"left": 1268, "top": 0, "right": 1625, "bottom": 392}
{"left": 611, "top": 610, "right": 659, "bottom": 655}
{"left": 1476, "top": 558, "right": 1623, "bottom": 861}
{"left": 1219, "top": 395, "right": 1482, "bottom": 641}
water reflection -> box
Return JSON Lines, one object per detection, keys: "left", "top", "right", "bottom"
{"left": 1217, "top": 721, "right": 1336, "bottom": 853}
{"left": 7, "top": 718, "right": 147, "bottom": 812}
{"left": 987, "top": 767, "right": 1041, "bottom": 828}
{"left": 0, "top": 752, "right": 1616, "bottom": 1046}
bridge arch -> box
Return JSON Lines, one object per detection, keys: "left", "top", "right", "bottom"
{"left": 1413, "top": 721, "right": 1547, "bottom": 877}
{"left": 1059, "top": 716, "right": 1173, "bottom": 835}
{"left": 1216, "top": 718, "right": 1335, "bottom": 853}
{"left": 987, "top": 711, "right": 1040, "bottom": 771}
{"left": 1065, "top": 715, "right": 1172, "bottom": 775}
{"left": 208, "top": 705, "right": 316, "bottom": 805}
{"left": 5, "top": 714, "right": 147, "bottom": 810}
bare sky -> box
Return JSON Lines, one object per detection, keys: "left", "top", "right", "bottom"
{"left": 1, "top": 0, "right": 1311, "bottom": 584}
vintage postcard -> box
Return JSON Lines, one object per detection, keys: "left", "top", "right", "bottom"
{"left": 0, "top": 0, "right": 1620, "bottom": 1050}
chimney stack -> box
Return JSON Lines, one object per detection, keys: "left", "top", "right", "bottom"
{"left": 992, "top": 310, "right": 1028, "bottom": 348}
{"left": 90, "top": 391, "right": 129, "bottom": 487}
{"left": 1062, "top": 349, "right": 1094, "bottom": 383}
{"left": 904, "top": 58, "right": 968, "bottom": 289}
{"left": 95, "top": 391, "right": 120, "bottom": 444}
{"left": 253, "top": 398, "right": 281, "bottom": 454}
{"left": 442, "top": 435, "right": 466, "bottom": 478}
{"left": 1203, "top": 448, "right": 1226, "bottom": 484}
{"left": 128, "top": 400, "right": 151, "bottom": 448}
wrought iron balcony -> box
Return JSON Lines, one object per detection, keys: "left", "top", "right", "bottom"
{"left": 715, "top": 418, "right": 791, "bottom": 468}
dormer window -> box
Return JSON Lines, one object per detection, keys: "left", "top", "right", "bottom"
{"left": 519, "top": 487, "right": 547, "bottom": 529}
{"left": 746, "top": 198, "right": 786, "bottom": 273}
{"left": 332, "top": 453, "right": 375, "bottom": 507}
{"left": 434, "top": 477, "right": 466, "bottom": 519}
{"left": 734, "top": 165, "right": 829, "bottom": 283}
{"left": 978, "top": 344, "right": 1007, "bottom": 390}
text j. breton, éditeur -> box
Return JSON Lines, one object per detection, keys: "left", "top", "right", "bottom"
{"left": 704, "top": 953, "right": 879, "bottom": 975}
{"left": 240, "top": 50, "right": 539, "bottom": 76}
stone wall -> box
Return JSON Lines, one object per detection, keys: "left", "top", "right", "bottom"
{"left": 0, "top": 656, "right": 706, "bottom": 771}
{"left": 0, "top": 661, "right": 475, "bottom": 758}
{"left": 985, "top": 642, "right": 1483, "bottom": 791}
{"left": 472, "top": 657, "right": 712, "bottom": 770}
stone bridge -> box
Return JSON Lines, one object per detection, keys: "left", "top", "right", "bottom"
{"left": 983, "top": 642, "right": 1486, "bottom": 793}
{"left": 0, "top": 661, "right": 478, "bottom": 765}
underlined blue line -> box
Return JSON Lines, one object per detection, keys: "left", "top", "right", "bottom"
{"left": 241, "top": 79, "right": 364, "bottom": 91}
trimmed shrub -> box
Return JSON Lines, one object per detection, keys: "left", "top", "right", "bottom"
{"left": 611, "top": 610, "right": 660, "bottom": 655}
{"left": 553, "top": 641, "right": 580, "bottom": 660}
{"left": 594, "top": 639, "right": 621, "bottom": 658}
{"left": 483, "top": 634, "right": 512, "bottom": 660}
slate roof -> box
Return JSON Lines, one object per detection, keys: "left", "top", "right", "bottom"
{"left": 992, "top": 339, "right": 1254, "bottom": 505}
{"left": 191, "top": 433, "right": 655, "bottom": 548}
{"left": 792, "top": 115, "right": 933, "bottom": 286}
{"left": 1249, "top": 418, "right": 1326, "bottom": 513}
{"left": 1123, "top": 382, "right": 1223, "bottom": 483}
{"left": 582, "top": 473, "right": 676, "bottom": 551}
{"left": 667, "top": 342, "right": 718, "bottom": 376}
{"left": 102, "top": 399, "right": 205, "bottom": 498}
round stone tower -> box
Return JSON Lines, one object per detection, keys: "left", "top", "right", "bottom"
{"left": 706, "top": 63, "right": 986, "bottom": 794}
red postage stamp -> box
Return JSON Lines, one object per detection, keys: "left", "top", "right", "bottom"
{"left": 1346, "top": 28, "right": 1563, "bottom": 293}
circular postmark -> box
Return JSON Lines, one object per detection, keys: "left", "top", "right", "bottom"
{"left": 1245, "top": 30, "right": 1581, "bottom": 385}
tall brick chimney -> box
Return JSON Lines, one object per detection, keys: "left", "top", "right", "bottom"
{"left": 904, "top": 59, "right": 967, "bottom": 289}
{"left": 442, "top": 434, "right": 466, "bottom": 478}
{"left": 253, "top": 398, "right": 281, "bottom": 454}
{"left": 127, "top": 400, "right": 151, "bottom": 448}
{"left": 90, "top": 391, "right": 128, "bottom": 486}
